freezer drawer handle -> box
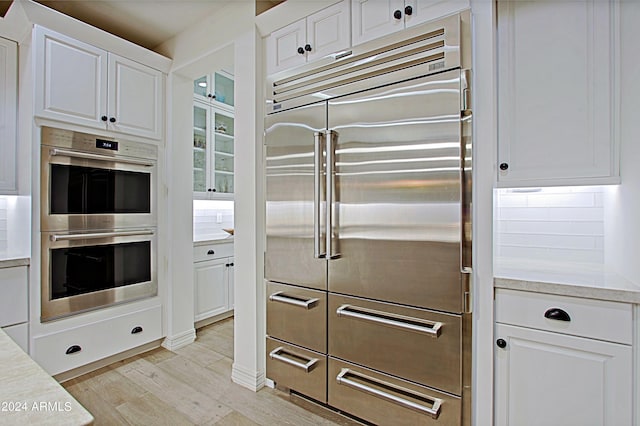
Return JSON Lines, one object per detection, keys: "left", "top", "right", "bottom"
{"left": 336, "top": 368, "right": 442, "bottom": 419}
{"left": 269, "top": 347, "right": 319, "bottom": 372}
{"left": 336, "top": 304, "right": 442, "bottom": 338}
{"left": 269, "top": 291, "right": 319, "bottom": 309}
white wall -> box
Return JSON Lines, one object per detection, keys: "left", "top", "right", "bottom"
{"left": 193, "top": 200, "right": 234, "bottom": 241}
{"left": 604, "top": 0, "right": 640, "bottom": 285}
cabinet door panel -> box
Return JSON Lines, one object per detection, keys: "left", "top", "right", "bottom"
{"left": 495, "top": 323, "right": 632, "bottom": 426}
{"left": 405, "top": 0, "right": 469, "bottom": 28}
{"left": 266, "top": 19, "right": 307, "bottom": 75}
{"left": 497, "top": 0, "right": 617, "bottom": 185}
{"left": 306, "top": 0, "right": 350, "bottom": 61}
{"left": 351, "top": 0, "right": 404, "bottom": 46}
{"left": 194, "top": 259, "right": 228, "bottom": 321}
{"left": 0, "top": 38, "right": 17, "bottom": 193}
{"left": 35, "top": 26, "right": 108, "bottom": 130}
{"left": 108, "top": 54, "right": 163, "bottom": 139}
{"left": 227, "top": 257, "right": 234, "bottom": 309}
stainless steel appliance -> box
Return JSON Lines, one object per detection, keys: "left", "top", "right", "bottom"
{"left": 40, "top": 127, "right": 158, "bottom": 321}
{"left": 265, "top": 12, "right": 472, "bottom": 425}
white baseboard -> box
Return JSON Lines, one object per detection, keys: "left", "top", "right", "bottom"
{"left": 161, "top": 328, "right": 196, "bottom": 351}
{"left": 232, "top": 362, "right": 265, "bottom": 392}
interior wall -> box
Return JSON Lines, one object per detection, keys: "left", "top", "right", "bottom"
{"left": 604, "top": 0, "right": 640, "bottom": 285}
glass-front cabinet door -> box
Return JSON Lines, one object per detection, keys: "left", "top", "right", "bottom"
{"left": 193, "top": 71, "right": 234, "bottom": 109}
{"left": 193, "top": 102, "right": 234, "bottom": 198}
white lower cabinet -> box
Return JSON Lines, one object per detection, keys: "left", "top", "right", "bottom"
{"left": 193, "top": 242, "right": 234, "bottom": 322}
{"left": 32, "top": 305, "right": 162, "bottom": 376}
{"left": 0, "top": 265, "right": 29, "bottom": 352}
{"left": 494, "top": 289, "right": 633, "bottom": 426}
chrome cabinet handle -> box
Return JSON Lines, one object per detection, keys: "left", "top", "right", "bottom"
{"left": 50, "top": 148, "right": 154, "bottom": 167}
{"left": 313, "top": 132, "right": 326, "bottom": 259}
{"left": 269, "top": 291, "right": 319, "bottom": 309}
{"left": 336, "top": 368, "right": 442, "bottom": 418}
{"left": 269, "top": 347, "right": 318, "bottom": 372}
{"left": 336, "top": 304, "right": 442, "bottom": 338}
{"left": 50, "top": 229, "right": 154, "bottom": 242}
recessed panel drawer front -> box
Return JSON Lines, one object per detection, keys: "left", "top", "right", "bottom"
{"left": 329, "top": 294, "right": 461, "bottom": 395}
{"left": 266, "top": 337, "right": 327, "bottom": 403}
{"left": 267, "top": 282, "right": 327, "bottom": 353}
{"left": 495, "top": 289, "right": 633, "bottom": 344}
{"left": 328, "top": 358, "right": 461, "bottom": 426}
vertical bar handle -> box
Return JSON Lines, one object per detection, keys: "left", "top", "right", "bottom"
{"left": 326, "top": 130, "right": 339, "bottom": 259}
{"left": 460, "top": 69, "right": 472, "bottom": 275}
{"left": 314, "top": 132, "right": 326, "bottom": 259}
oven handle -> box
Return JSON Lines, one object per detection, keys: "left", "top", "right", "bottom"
{"left": 50, "top": 230, "right": 155, "bottom": 242}
{"left": 50, "top": 148, "right": 155, "bottom": 167}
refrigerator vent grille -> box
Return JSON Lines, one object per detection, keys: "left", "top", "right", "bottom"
{"left": 269, "top": 14, "right": 461, "bottom": 109}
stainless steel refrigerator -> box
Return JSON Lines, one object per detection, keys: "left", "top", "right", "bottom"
{"left": 265, "top": 11, "right": 472, "bottom": 425}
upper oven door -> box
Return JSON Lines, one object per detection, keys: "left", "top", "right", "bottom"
{"left": 41, "top": 143, "right": 157, "bottom": 232}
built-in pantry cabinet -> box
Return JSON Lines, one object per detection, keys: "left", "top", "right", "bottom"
{"left": 494, "top": 289, "right": 633, "bottom": 425}
{"left": 0, "top": 265, "right": 29, "bottom": 352}
{"left": 497, "top": 0, "right": 619, "bottom": 187}
{"left": 194, "top": 242, "right": 234, "bottom": 323}
{"left": 351, "top": 0, "right": 469, "bottom": 46}
{"left": 0, "top": 36, "right": 17, "bottom": 194}
{"left": 34, "top": 26, "right": 164, "bottom": 140}
{"left": 266, "top": 0, "right": 350, "bottom": 75}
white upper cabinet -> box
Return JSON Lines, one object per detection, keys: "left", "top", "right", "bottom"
{"left": 497, "top": 0, "right": 619, "bottom": 186}
{"left": 0, "top": 37, "right": 17, "bottom": 194}
{"left": 35, "top": 26, "right": 164, "bottom": 140}
{"left": 352, "top": 0, "right": 469, "bottom": 46}
{"left": 266, "top": 0, "right": 350, "bottom": 75}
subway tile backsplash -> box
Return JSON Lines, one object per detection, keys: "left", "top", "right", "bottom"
{"left": 193, "top": 200, "right": 234, "bottom": 240}
{"left": 495, "top": 187, "right": 605, "bottom": 265}
{"left": 0, "top": 196, "right": 31, "bottom": 259}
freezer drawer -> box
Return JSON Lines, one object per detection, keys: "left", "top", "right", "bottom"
{"left": 328, "top": 358, "right": 461, "bottom": 425}
{"left": 266, "top": 281, "right": 327, "bottom": 353}
{"left": 329, "top": 294, "right": 461, "bottom": 395}
{"left": 266, "top": 337, "right": 327, "bottom": 403}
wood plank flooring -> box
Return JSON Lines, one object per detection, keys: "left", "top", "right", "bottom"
{"left": 63, "top": 318, "right": 352, "bottom": 425}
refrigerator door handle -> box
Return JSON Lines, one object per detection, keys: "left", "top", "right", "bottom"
{"left": 460, "top": 68, "right": 472, "bottom": 275}
{"left": 326, "top": 130, "right": 339, "bottom": 259}
{"left": 269, "top": 346, "right": 319, "bottom": 373}
{"left": 336, "top": 304, "right": 442, "bottom": 338}
{"left": 268, "top": 291, "right": 320, "bottom": 309}
{"left": 336, "top": 368, "right": 442, "bottom": 418}
{"left": 314, "top": 131, "right": 326, "bottom": 259}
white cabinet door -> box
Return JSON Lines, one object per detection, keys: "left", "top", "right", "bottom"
{"left": 108, "top": 54, "right": 163, "bottom": 140}
{"left": 0, "top": 37, "right": 17, "bottom": 194}
{"left": 495, "top": 323, "right": 632, "bottom": 426}
{"left": 266, "top": 1, "right": 350, "bottom": 75}
{"left": 266, "top": 18, "right": 307, "bottom": 75}
{"left": 405, "top": 0, "right": 469, "bottom": 28}
{"left": 352, "top": 0, "right": 405, "bottom": 46}
{"left": 306, "top": 0, "right": 350, "bottom": 62}
{"left": 497, "top": 0, "right": 618, "bottom": 186}
{"left": 194, "top": 258, "right": 229, "bottom": 321}
{"left": 0, "top": 266, "right": 28, "bottom": 328}
{"left": 35, "top": 26, "right": 108, "bottom": 131}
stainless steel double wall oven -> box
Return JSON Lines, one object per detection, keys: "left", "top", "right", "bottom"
{"left": 265, "top": 12, "right": 472, "bottom": 426}
{"left": 40, "top": 126, "right": 158, "bottom": 321}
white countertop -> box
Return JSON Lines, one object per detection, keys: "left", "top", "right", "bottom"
{"left": 494, "top": 258, "right": 640, "bottom": 303}
{"left": 193, "top": 233, "right": 234, "bottom": 245}
{"left": 0, "top": 329, "right": 93, "bottom": 425}
{"left": 0, "top": 257, "right": 29, "bottom": 269}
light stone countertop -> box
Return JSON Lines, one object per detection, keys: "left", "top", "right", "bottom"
{"left": 0, "top": 329, "right": 93, "bottom": 425}
{"left": 193, "top": 234, "right": 234, "bottom": 246}
{"left": 0, "top": 257, "right": 30, "bottom": 269}
{"left": 494, "top": 258, "right": 640, "bottom": 304}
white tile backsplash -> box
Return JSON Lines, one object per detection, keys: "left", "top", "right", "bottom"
{"left": 193, "top": 200, "right": 234, "bottom": 240}
{"left": 495, "top": 187, "right": 605, "bottom": 265}
{"left": 0, "top": 196, "right": 30, "bottom": 259}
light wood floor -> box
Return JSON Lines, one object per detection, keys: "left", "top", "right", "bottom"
{"left": 63, "top": 318, "right": 352, "bottom": 425}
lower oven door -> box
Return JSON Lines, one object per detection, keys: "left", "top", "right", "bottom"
{"left": 41, "top": 229, "right": 157, "bottom": 321}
